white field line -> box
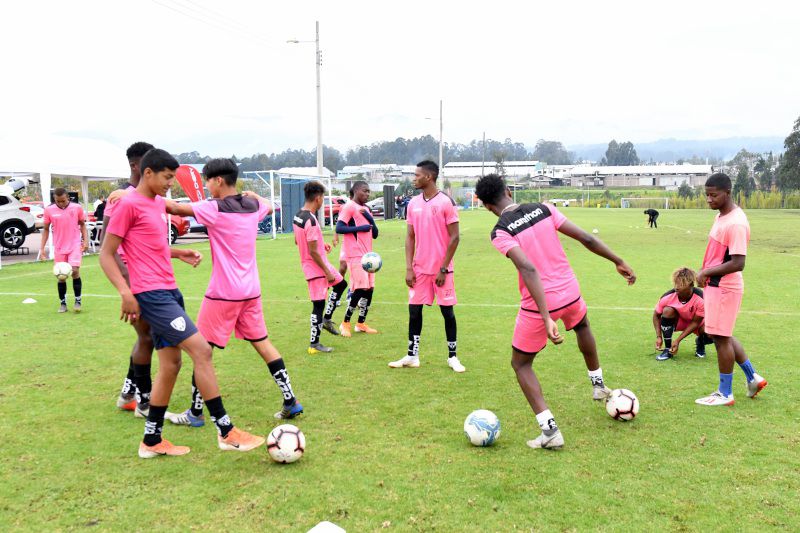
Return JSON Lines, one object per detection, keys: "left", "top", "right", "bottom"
{"left": 0, "top": 264, "right": 100, "bottom": 281}
{"left": 1, "top": 292, "right": 798, "bottom": 317}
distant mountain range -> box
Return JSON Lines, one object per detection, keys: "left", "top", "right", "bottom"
{"left": 568, "top": 137, "right": 785, "bottom": 162}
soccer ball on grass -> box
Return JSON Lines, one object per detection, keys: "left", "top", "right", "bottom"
{"left": 464, "top": 409, "right": 501, "bottom": 447}
{"left": 605, "top": 389, "right": 639, "bottom": 421}
{"left": 266, "top": 424, "right": 305, "bottom": 463}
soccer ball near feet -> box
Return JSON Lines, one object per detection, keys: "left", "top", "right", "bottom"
{"left": 361, "top": 252, "right": 382, "bottom": 273}
{"left": 606, "top": 389, "right": 639, "bottom": 421}
{"left": 266, "top": 424, "right": 306, "bottom": 463}
{"left": 53, "top": 262, "right": 72, "bottom": 281}
{"left": 464, "top": 409, "right": 501, "bottom": 446}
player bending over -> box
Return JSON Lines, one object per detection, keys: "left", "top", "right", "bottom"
{"left": 475, "top": 174, "right": 636, "bottom": 450}
{"left": 694, "top": 173, "right": 766, "bottom": 406}
{"left": 336, "top": 180, "right": 379, "bottom": 337}
{"left": 293, "top": 181, "right": 348, "bottom": 354}
{"left": 389, "top": 161, "right": 464, "bottom": 372}
{"left": 653, "top": 267, "right": 713, "bottom": 361}
{"left": 39, "top": 187, "right": 88, "bottom": 313}
{"left": 160, "top": 158, "right": 304, "bottom": 425}
{"left": 101, "top": 149, "right": 264, "bottom": 457}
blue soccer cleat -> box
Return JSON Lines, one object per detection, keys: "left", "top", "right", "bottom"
{"left": 166, "top": 409, "right": 205, "bottom": 427}
{"left": 274, "top": 401, "right": 304, "bottom": 420}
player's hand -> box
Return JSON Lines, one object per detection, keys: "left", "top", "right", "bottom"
{"left": 37, "top": 250, "right": 46, "bottom": 261}
{"left": 179, "top": 249, "right": 202, "bottom": 267}
{"left": 435, "top": 270, "right": 446, "bottom": 287}
{"left": 405, "top": 268, "right": 416, "bottom": 288}
{"left": 108, "top": 189, "right": 129, "bottom": 204}
{"left": 655, "top": 336, "right": 663, "bottom": 350}
{"left": 669, "top": 340, "right": 680, "bottom": 355}
{"left": 324, "top": 242, "right": 332, "bottom": 253}
{"left": 81, "top": 242, "right": 89, "bottom": 252}
{"left": 120, "top": 291, "right": 140, "bottom": 323}
{"left": 325, "top": 269, "right": 336, "bottom": 283}
{"left": 696, "top": 270, "right": 708, "bottom": 287}
{"left": 331, "top": 234, "right": 339, "bottom": 247}
{"left": 616, "top": 262, "right": 636, "bottom": 285}
{"left": 545, "top": 317, "right": 564, "bottom": 344}
{"left": 241, "top": 190, "right": 258, "bottom": 199}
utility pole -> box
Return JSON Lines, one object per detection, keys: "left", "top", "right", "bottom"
{"left": 439, "top": 99, "right": 443, "bottom": 171}
{"left": 315, "top": 20, "right": 323, "bottom": 177}
{"left": 481, "top": 131, "right": 486, "bottom": 177}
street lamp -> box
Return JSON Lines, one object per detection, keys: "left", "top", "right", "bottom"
{"left": 287, "top": 20, "right": 323, "bottom": 177}
{"left": 424, "top": 99, "right": 443, "bottom": 171}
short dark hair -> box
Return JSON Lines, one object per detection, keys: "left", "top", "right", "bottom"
{"left": 126, "top": 142, "right": 155, "bottom": 161}
{"left": 706, "top": 172, "right": 732, "bottom": 191}
{"left": 304, "top": 180, "right": 326, "bottom": 201}
{"left": 54, "top": 187, "right": 68, "bottom": 197}
{"left": 140, "top": 148, "right": 179, "bottom": 175}
{"left": 203, "top": 158, "right": 238, "bottom": 186}
{"left": 417, "top": 160, "right": 439, "bottom": 180}
{"left": 475, "top": 174, "right": 506, "bottom": 205}
{"left": 352, "top": 181, "right": 368, "bottom": 194}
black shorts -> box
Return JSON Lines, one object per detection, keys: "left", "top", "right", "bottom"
{"left": 135, "top": 289, "right": 198, "bottom": 349}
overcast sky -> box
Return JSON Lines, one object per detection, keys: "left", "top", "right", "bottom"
{"left": 2, "top": 0, "right": 798, "bottom": 157}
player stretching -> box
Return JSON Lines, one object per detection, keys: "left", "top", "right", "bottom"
{"left": 161, "top": 158, "right": 304, "bottom": 425}
{"left": 475, "top": 174, "right": 636, "bottom": 449}
{"left": 653, "top": 267, "right": 712, "bottom": 361}
{"left": 101, "top": 149, "right": 264, "bottom": 457}
{"left": 39, "top": 188, "right": 88, "bottom": 313}
{"left": 389, "top": 160, "right": 465, "bottom": 373}
{"left": 695, "top": 173, "right": 767, "bottom": 406}
{"left": 294, "top": 181, "right": 348, "bottom": 354}
{"left": 336, "top": 180, "right": 379, "bottom": 337}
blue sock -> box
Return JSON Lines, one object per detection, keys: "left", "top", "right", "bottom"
{"left": 738, "top": 360, "right": 756, "bottom": 382}
{"left": 719, "top": 372, "right": 734, "bottom": 396}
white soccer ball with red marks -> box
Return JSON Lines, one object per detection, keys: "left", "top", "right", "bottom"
{"left": 606, "top": 388, "right": 639, "bottom": 421}
{"left": 267, "top": 424, "right": 305, "bottom": 463}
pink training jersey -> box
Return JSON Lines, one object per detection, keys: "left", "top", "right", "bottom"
{"left": 191, "top": 195, "right": 271, "bottom": 300}
{"left": 338, "top": 199, "right": 373, "bottom": 260}
{"left": 701, "top": 206, "right": 750, "bottom": 291}
{"left": 103, "top": 184, "right": 135, "bottom": 261}
{"left": 655, "top": 288, "right": 705, "bottom": 323}
{"left": 293, "top": 209, "right": 336, "bottom": 280}
{"left": 491, "top": 203, "right": 581, "bottom": 312}
{"left": 43, "top": 202, "right": 84, "bottom": 253}
{"left": 406, "top": 191, "right": 459, "bottom": 275}
{"left": 106, "top": 189, "right": 177, "bottom": 295}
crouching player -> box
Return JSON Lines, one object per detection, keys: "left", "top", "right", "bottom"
{"left": 475, "top": 174, "right": 636, "bottom": 450}
{"left": 101, "top": 149, "right": 264, "bottom": 457}
{"left": 653, "top": 267, "right": 713, "bottom": 360}
{"left": 163, "top": 158, "right": 304, "bottom": 425}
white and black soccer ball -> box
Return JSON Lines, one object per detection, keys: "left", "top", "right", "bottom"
{"left": 53, "top": 262, "right": 72, "bottom": 281}
{"left": 464, "top": 409, "right": 501, "bottom": 447}
{"left": 605, "top": 389, "right": 640, "bottom": 421}
{"left": 361, "top": 251, "right": 382, "bottom": 273}
{"left": 266, "top": 424, "right": 306, "bottom": 463}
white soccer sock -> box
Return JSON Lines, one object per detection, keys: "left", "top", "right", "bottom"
{"left": 588, "top": 368, "right": 604, "bottom": 387}
{"left": 535, "top": 409, "right": 558, "bottom": 434}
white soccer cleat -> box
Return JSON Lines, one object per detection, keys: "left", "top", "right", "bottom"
{"left": 695, "top": 390, "right": 735, "bottom": 406}
{"left": 527, "top": 431, "right": 564, "bottom": 450}
{"left": 593, "top": 385, "right": 612, "bottom": 401}
{"left": 388, "top": 355, "right": 420, "bottom": 368}
{"left": 746, "top": 373, "right": 768, "bottom": 398}
{"left": 447, "top": 356, "right": 466, "bottom": 373}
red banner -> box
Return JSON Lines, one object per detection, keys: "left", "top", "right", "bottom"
{"left": 175, "top": 165, "right": 206, "bottom": 202}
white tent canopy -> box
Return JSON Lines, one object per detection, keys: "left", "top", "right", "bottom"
{"left": 0, "top": 135, "right": 129, "bottom": 208}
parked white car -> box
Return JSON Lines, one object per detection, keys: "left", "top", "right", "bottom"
{"left": 0, "top": 178, "right": 36, "bottom": 250}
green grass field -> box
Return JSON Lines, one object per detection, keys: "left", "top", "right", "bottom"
{"left": 2, "top": 208, "right": 799, "bottom": 531}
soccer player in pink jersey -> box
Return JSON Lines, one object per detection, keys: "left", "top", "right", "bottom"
{"left": 475, "top": 174, "right": 636, "bottom": 449}
{"left": 336, "top": 181, "right": 379, "bottom": 337}
{"left": 695, "top": 173, "right": 767, "bottom": 406}
{"left": 39, "top": 188, "right": 88, "bottom": 313}
{"left": 653, "top": 267, "right": 712, "bottom": 361}
{"left": 294, "top": 181, "right": 348, "bottom": 354}
{"left": 101, "top": 149, "right": 264, "bottom": 457}
{"left": 389, "top": 161, "right": 465, "bottom": 373}
{"left": 160, "top": 158, "right": 304, "bottom": 425}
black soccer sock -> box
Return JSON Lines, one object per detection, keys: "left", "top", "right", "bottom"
{"left": 205, "top": 396, "right": 233, "bottom": 438}
{"left": 190, "top": 372, "right": 204, "bottom": 416}
{"left": 72, "top": 277, "right": 82, "bottom": 302}
{"left": 357, "top": 288, "right": 374, "bottom": 324}
{"left": 121, "top": 356, "right": 136, "bottom": 397}
{"left": 143, "top": 405, "right": 167, "bottom": 446}
{"left": 440, "top": 305, "right": 457, "bottom": 358}
{"left": 57, "top": 281, "right": 67, "bottom": 304}
{"left": 310, "top": 300, "right": 325, "bottom": 344}
{"left": 133, "top": 363, "right": 152, "bottom": 407}
{"left": 344, "top": 288, "right": 366, "bottom": 323}
{"left": 324, "top": 279, "right": 348, "bottom": 320}
{"left": 407, "top": 304, "right": 423, "bottom": 357}
{"left": 267, "top": 358, "right": 296, "bottom": 407}
{"left": 660, "top": 317, "right": 676, "bottom": 349}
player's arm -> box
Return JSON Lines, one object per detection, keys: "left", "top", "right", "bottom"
{"left": 79, "top": 218, "right": 89, "bottom": 252}
{"left": 435, "top": 222, "right": 460, "bottom": 286}
{"left": 308, "top": 239, "right": 335, "bottom": 282}
{"left": 557, "top": 219, "right": 636, "bottom": 285}
{"left": 670, "top": 314, "right": 703, "bottom": 354}
{"left": 99, "top": 232, "right": 139, "bottom": 323}
{"left": 697, "top": 255, "right": 745, "bottom": 286}
{"left": 165, "top": 199, "right": 195, "bottom": 218}
{"left": 363, "top": 210, "right": 379, "bottom": 238}
{"left": 405, "top": 223, "right": 416, "bottom": 288}
{"left": 99, "top": 214, "right": 129, "bottom": 279}
{"left": 170, "top": 247, "right": 202, "bottom": 267}
{"left": 506, "top": 247, "right": 563, "bottom": 344}
{"left": 335, "top": 219, "right": 371, "bottom": 234}
{"left": 38, "top": 221, "right": 50, "bottom": 260}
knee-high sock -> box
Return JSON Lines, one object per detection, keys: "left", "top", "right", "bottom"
{"left": 324, "top": 280, "right": 347, "bottom": 320}
{"left": 407, "top": 304, "right": 423, "bottom": 357}
{"left": 440, "top": 305, "right": 457, "bottom": 358}
{"left": 357, "top": 288, "right": 374, "bottom": 324}
{"left": 311, "top": 299, "right": 325, "bottom": 344}
{"left": 133, "top": 363, "right": 152, "bottom": 406}
{"left": 72, "top": 277, "right": 82, "bottom": 301}
{"left": 660, "top": 316, "right": 676, "bottom": 349}
{"left": 57, "top": 281, "right": 67, "bottom": 304}
{"left": 344, "top": 288, "right": 366, "bottom": 323}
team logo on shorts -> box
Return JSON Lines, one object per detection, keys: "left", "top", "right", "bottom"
{"left": 170, "top": 316, "right": 186, "bottom": 331}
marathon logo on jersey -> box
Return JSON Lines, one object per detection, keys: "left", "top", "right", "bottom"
{"left": 502, "top": 204, "right": 551, "bottom": 236}
{"left": 170, "top": 316, "right": 187, "bottom": 332}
